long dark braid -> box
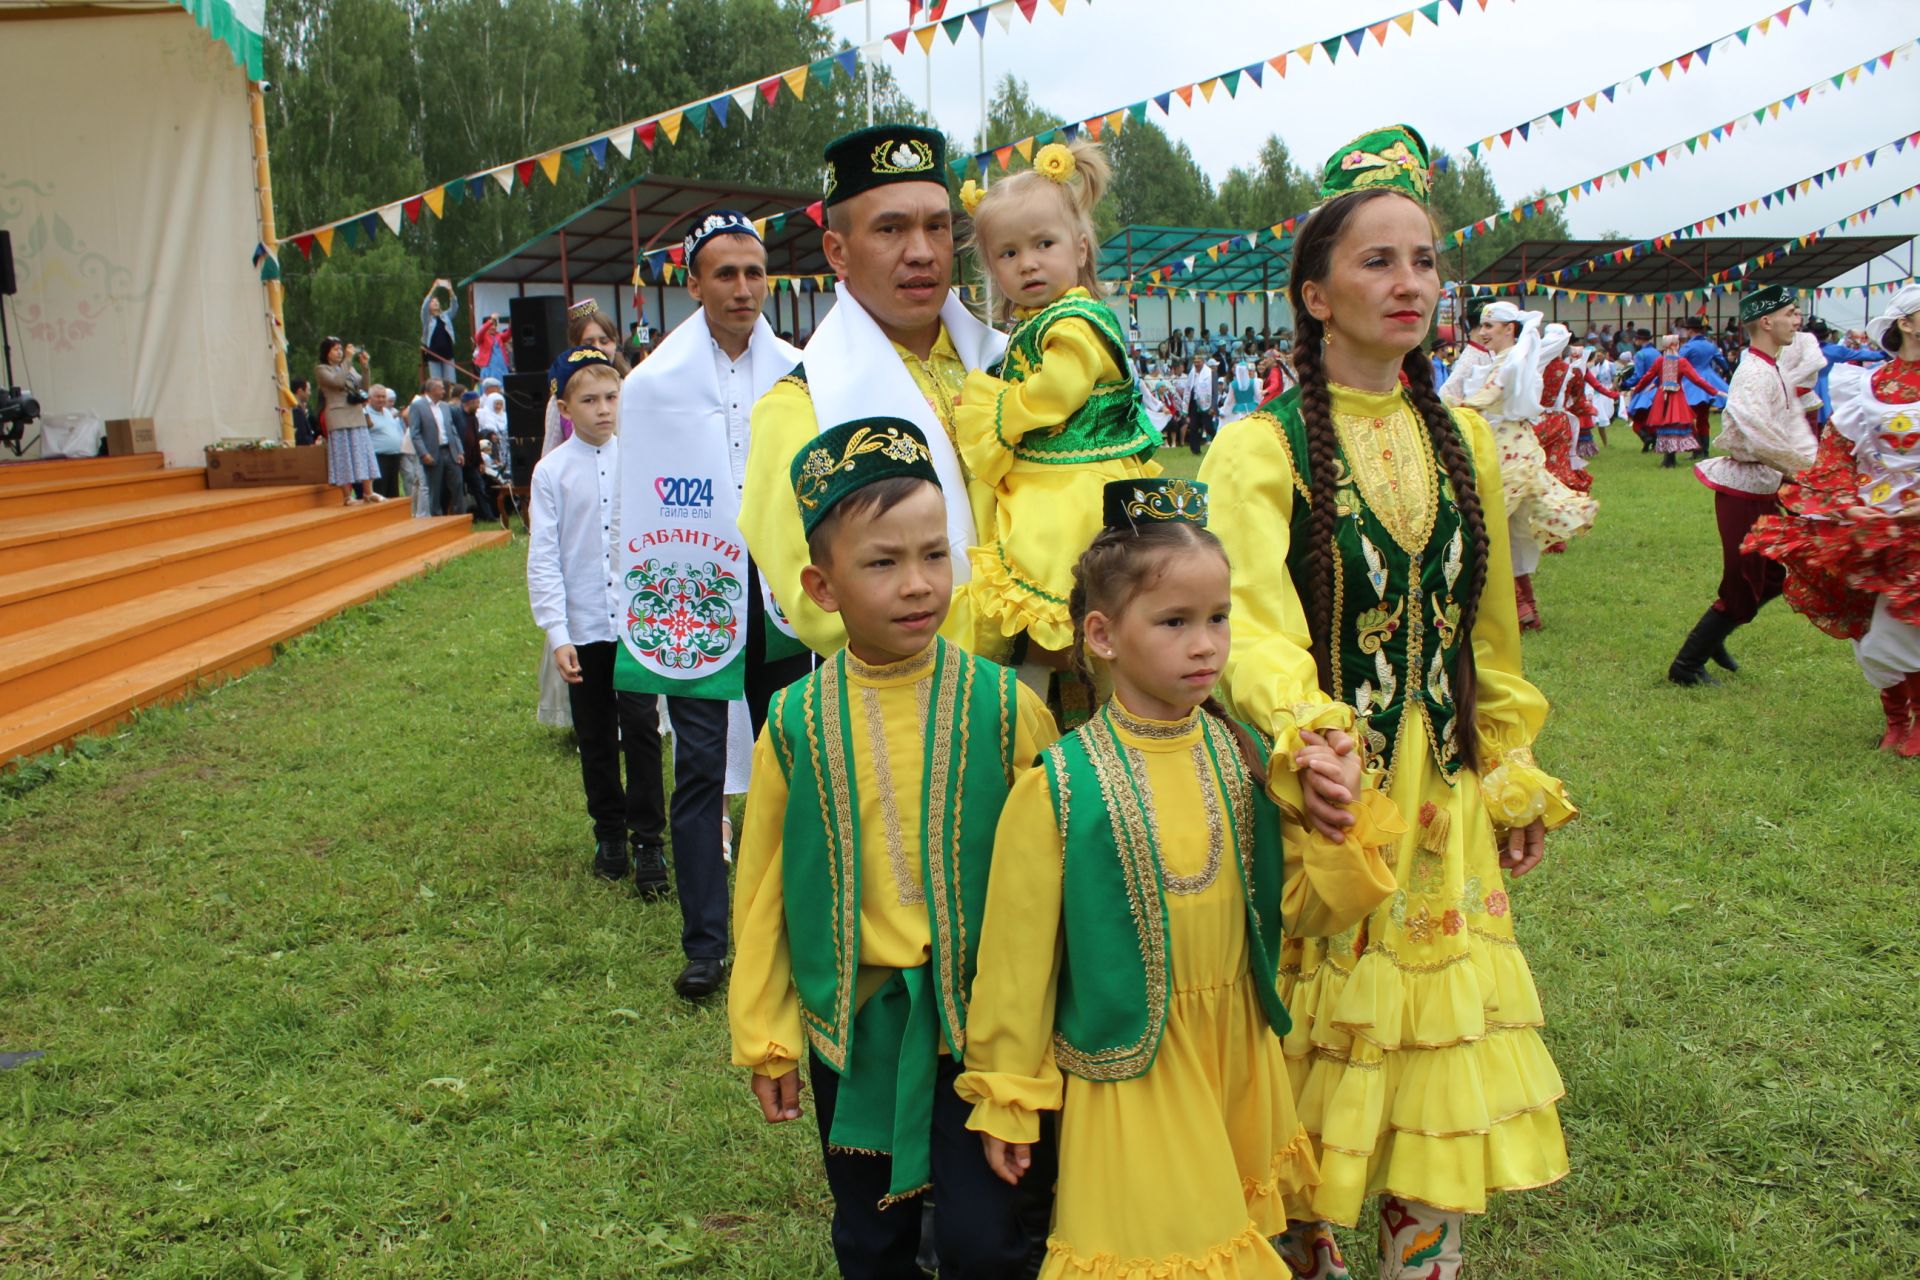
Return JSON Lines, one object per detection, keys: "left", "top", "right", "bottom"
{"left": 1285, "top": 315, "right": 1342, "bottom": 698}
{"left": 1285, "top": 187, "right": 1487, "bottom": 770}
{"left": 1399, "top": 348, "right": 1488, "bottom": 770}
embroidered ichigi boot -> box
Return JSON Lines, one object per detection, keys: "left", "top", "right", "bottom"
{"left": 1896, "top": 672, "right": 1920, "bottom": 758}
{"left": 1274, "top": 1221, "right": 1353, "bottom": 1279}
{"left": 1378, "top": 1196, "right": 1463, "bottom": 1280}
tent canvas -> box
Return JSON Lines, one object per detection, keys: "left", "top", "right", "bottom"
{"left": 1, "top": 4, "right": 279, "bottom": 462}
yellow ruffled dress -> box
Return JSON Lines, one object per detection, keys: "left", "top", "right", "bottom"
{"left": 1199, "top": 384, "right": 1576, "bottom": 1226}
{"left": 957, "top": 701, "right": 1398, "bottom": 1278}
{"left": 955, "top": 288, "right": 1160, "bottom": 653}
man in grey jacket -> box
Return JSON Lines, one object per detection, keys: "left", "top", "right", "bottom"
{"left": 407, "top": 379, "right": 465, "bottom": 516}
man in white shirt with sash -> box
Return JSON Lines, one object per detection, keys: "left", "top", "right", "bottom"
{"left": 741, "top": 123, "right": 1009, "bottom": 658}
{"left": 614, "top": 211, "right": 808, "bottom": 1002}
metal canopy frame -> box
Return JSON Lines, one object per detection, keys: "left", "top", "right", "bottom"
{"left": 1467, "top": 235, "right": 1916, "bottom": 295}
{"left": 458, "top": 172, "right": 829, "bottom": 290}
{"left": 1098, "top": 224, "right": 1298, "bottom": 295}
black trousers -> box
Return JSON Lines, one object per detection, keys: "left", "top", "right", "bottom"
{"left": 462, "top": 465, "right": 498, "bottom": 521}
{"left": 373, "top": 452, "right": 401, "bottom": 499}
{"left": 1188, "top": 406, "right": 1216, "bottom": 454}
{"left": 660, "top": 561, "right": 813, "bottom": 961}
{"left": 809, "top": 1052, "right": 1050, "bottom": 1280}
{"left": 566, "top": 641, "right": 665, "bottom": 847}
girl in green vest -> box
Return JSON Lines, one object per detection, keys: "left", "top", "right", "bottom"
{"left": 957, "top": 477, "right": 1400, "bottom": 1280}
{"left": 953, "top": 140, "right": 1162, "bottom": 679}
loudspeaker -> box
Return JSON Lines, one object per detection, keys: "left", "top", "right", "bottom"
{"left": 509, "top": 435, "right": 542, "bottom": 483}
{"left": 510, "top": 295, "right": 568, "bottom": 372}
{"left": 0, "top": 230, "right": 14, "bottom": 296}
{"left": 504, "top": 371, "right": 548, "bottom": 437}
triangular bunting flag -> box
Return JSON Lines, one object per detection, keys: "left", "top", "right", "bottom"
{"left": 639, "top": 121, "right": 658, "bottom": 150}
{"left": 513, "top": 159, "right": 536, "bottom": 186}
{"left": 661, "top": 111, "right": 683, "bottom": 144}
{"left": 683, "top": 103, "right": 709, "bottom": 133}
{"left": 402, "top": 196, "right": 423, "bottom": 224}
{"left": 914, "top": 25, "right": 938, "bottom": 52}
{"left": 423, "top": 187, "right": 446, "bottom": 218}
{"left": 783, "top": 67, "right": 809, "bottom": 98}
{"left": 314, "top": 227, "right": 335, "bottom": 256}
{"left": 538, "top": 152, "right": 563, "bottom": 183}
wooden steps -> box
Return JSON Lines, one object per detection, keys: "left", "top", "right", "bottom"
{"left": 0, "top": 452, "right": 166, "bottom": 486}
{"left": 0, "top": 467, "right": 510, "bottom": 765}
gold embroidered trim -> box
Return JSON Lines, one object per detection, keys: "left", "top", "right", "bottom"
{"left": 997, "top": 665, "right": 1013, "bottom": 784}
{"left": 1109, "top": 702, "right": 1201, "bottom": 741}
{"left": 1051, "top": 719, "right": 1168, "bottom": 1081}
{"left": 921, "top": 644, "right": 966, "bottom": 1055}
{"left": 861, "top": 682, "right": 924, "bottom": 908}
{"left": 1126, "top": 742, "right": 1222, "bottom": 896}
{"left": 947, "top": 658, "right": 978, "bottom": 1049}
{"left": 769, "top": 688, "right": 795, "bottom": 780}
{"left": 1046, "top": 744, "right": 1071, "bottom": 868}
{"left": 1207, "top": 716, "right": 1259, "bottom": 895}
{"left": 1332, "top": 398, "right": 1437, "bottom": 555}
{"left": 800, "top": 665, "right": 858, "bottom": 1071}
{"left": 846, "top": 644, "right": 936, "bottom": 683}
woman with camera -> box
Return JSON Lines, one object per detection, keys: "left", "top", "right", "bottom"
{"left": 314, "top": 336, "right": 385, "bottom": 505}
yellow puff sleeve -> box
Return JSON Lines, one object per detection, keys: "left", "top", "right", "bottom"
{"left": 954, "top": 316, "right": 1115, "bottom": 488}
{"left": 726, "top": 720, "right": 805, "bottom": 1080}
{"left": 741, "top": 376, "right": 848, "bottom": 657}
{"left": 1281, "top": 790, "right": 1404, "bottom": 939}
{"left": 1198, "top": 413, "right": 1357, "bottom": 813}
{"left": 1453, "top": 409, "right": 1577, "bottom": 832}
{"left": 955, "top": 764, "right": 1065, "bottom": 1145}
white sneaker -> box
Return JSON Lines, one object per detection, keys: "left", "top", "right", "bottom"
{"left": 367, "top": 492, "right": 387, "bottom": 502}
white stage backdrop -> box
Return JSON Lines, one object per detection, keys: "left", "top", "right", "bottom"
{"left": 2, "top": 9, "right": 278, "bottom": 460}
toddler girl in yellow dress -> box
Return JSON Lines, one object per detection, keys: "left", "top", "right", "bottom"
{"left": 955, "top": 141, "right": 1161, "bottom": 675}
{"left": 957, "top": 478, "right": 1401, "bottom": 1279}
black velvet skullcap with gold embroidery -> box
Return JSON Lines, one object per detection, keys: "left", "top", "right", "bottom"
{"left": 792, "top": 417, "right": 941, "bottom": 536}
{"left": 822, "top": 124, "right": 948, "bottom": 208}
{"left": 1102, "top": 477, "right": 1209, "bottom": 532}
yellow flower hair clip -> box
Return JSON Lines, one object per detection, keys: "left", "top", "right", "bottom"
{"left": 958, "top": 179, "right": 985, "bottom": 215}
{"left": 1034, "top": 142, "right": 1076, "bottom": 183}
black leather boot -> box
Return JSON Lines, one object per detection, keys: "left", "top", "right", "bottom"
{"left": 1669, "top": 608, "right": 1735, "bottom": 686}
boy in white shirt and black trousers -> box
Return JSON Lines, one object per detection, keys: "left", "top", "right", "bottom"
{"left": 527, "top": 345, "right": 669, "bottom": 891}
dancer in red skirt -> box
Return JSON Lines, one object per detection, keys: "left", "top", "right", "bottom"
{"left": 1746, "top": 283, "right": 1920, "bottom": 754}
{"left": 1630, "top": 335, "right": 1721, "bottom": 468}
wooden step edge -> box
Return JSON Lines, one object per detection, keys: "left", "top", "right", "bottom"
{"left": 0, "top": 485, "right": 343, "bottom": 553}
{"left": 0, "top": 516, "right": 480, "bottom": 686}
{"left": 0, "top": 453, "right": 168, "bottom": 486}
{"left": 0, "top": 530, "right": 508, "bottom": 766}
{"left": 0, "top": 465, "right": 209, "bottom": 501}
{"left": 0, "top": 500, "right": 408, "bottom": 614}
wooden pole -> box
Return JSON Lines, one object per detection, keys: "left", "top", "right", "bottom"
{"left": 247, "top": 78, "right": 294, "bottom": 442}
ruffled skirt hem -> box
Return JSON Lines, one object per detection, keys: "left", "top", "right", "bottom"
{"left": 1040, "top": 1223, "right": 1292, "bottom": 1279}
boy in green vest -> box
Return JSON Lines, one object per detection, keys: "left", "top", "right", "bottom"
{"left": 727, "top": 417, "right": 1059, "bottom": 1278}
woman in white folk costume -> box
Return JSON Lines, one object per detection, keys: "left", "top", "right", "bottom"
{"left": 1745, "top": 283, "right": 1920, "bottom": 755}
{"left": 614, "top": 211, "right": 810, "bottom": 999}
{"left": 1200, "top": 125, "right": 1575, "bottom": 1280}
{"left": 1443, "top": 301, "right": 1597, "bottom": 631}
{"left": 741, "top": 124, "right": 1010, "bottom": 660}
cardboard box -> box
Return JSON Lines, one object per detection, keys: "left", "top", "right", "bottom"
{"left": 203, "top": 443, "right": 329, "bottom": 488}
{"left": 103, "top": 417, "right": 156, "bottom": 456}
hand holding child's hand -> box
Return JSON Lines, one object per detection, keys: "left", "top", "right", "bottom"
{"left": 1500, "top": 818, "right": 1547, "bottom": 877}
{"left": 749, "top": 1070, "right": 804, "bottom": 1124}
{"left": 981, "top": 1135, "right": 1032, "bottom": 1186}
{"left": 1294, "top": 728, "right": 1362, "bottom": 842}
{"left": 555, "top": 644, "right": 583, "bottom": 684}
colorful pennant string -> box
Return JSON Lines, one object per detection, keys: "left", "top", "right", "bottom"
{"left": 279, "top": 0, "right": 1081, "bottom": 258}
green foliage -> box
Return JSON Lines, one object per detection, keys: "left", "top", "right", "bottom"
{"left": 1212, "top": 134, "right": 1318, "bottom": 233}
{"left": 1429, "top": 149, "right": 1574, "bottom": 283}
{"left": 2, "top": 449, "right": 1917, "bottom": 1276}
{"left": 266, "top": 0, "right": 921, "bottom": 390}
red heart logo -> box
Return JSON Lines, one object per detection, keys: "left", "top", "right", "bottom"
{"left": 654, "top": 476, "right": 670, "bottom": 502}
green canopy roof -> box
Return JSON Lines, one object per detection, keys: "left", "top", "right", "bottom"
{"left": 1099, "top": 224, "right": 1297, "bottom": 297}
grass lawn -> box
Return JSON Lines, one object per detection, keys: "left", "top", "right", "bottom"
{"left": 3, "top": 437, "right": 1916, "bottom": 1278}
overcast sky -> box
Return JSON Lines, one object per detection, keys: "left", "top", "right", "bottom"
{"left": 824, "top": 0, "right": 1919, "bottom": 302}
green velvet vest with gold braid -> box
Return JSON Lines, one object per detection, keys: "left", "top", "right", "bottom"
{"left": 989, "top": 291, "right": 1159, "bottom": 465}
{"left": 768, "top": 637, "right": 1019, "bottom": 1074}
{"left": 1263, "top": 385, "right": 1474, "bottom": 784}
{"left": 1046, "top": 707, "right": 1289, "bottom": 1082}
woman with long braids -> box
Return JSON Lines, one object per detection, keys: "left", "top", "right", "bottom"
{"left": 1199, "top": 126, "right": 1575, "bottom": 1280}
